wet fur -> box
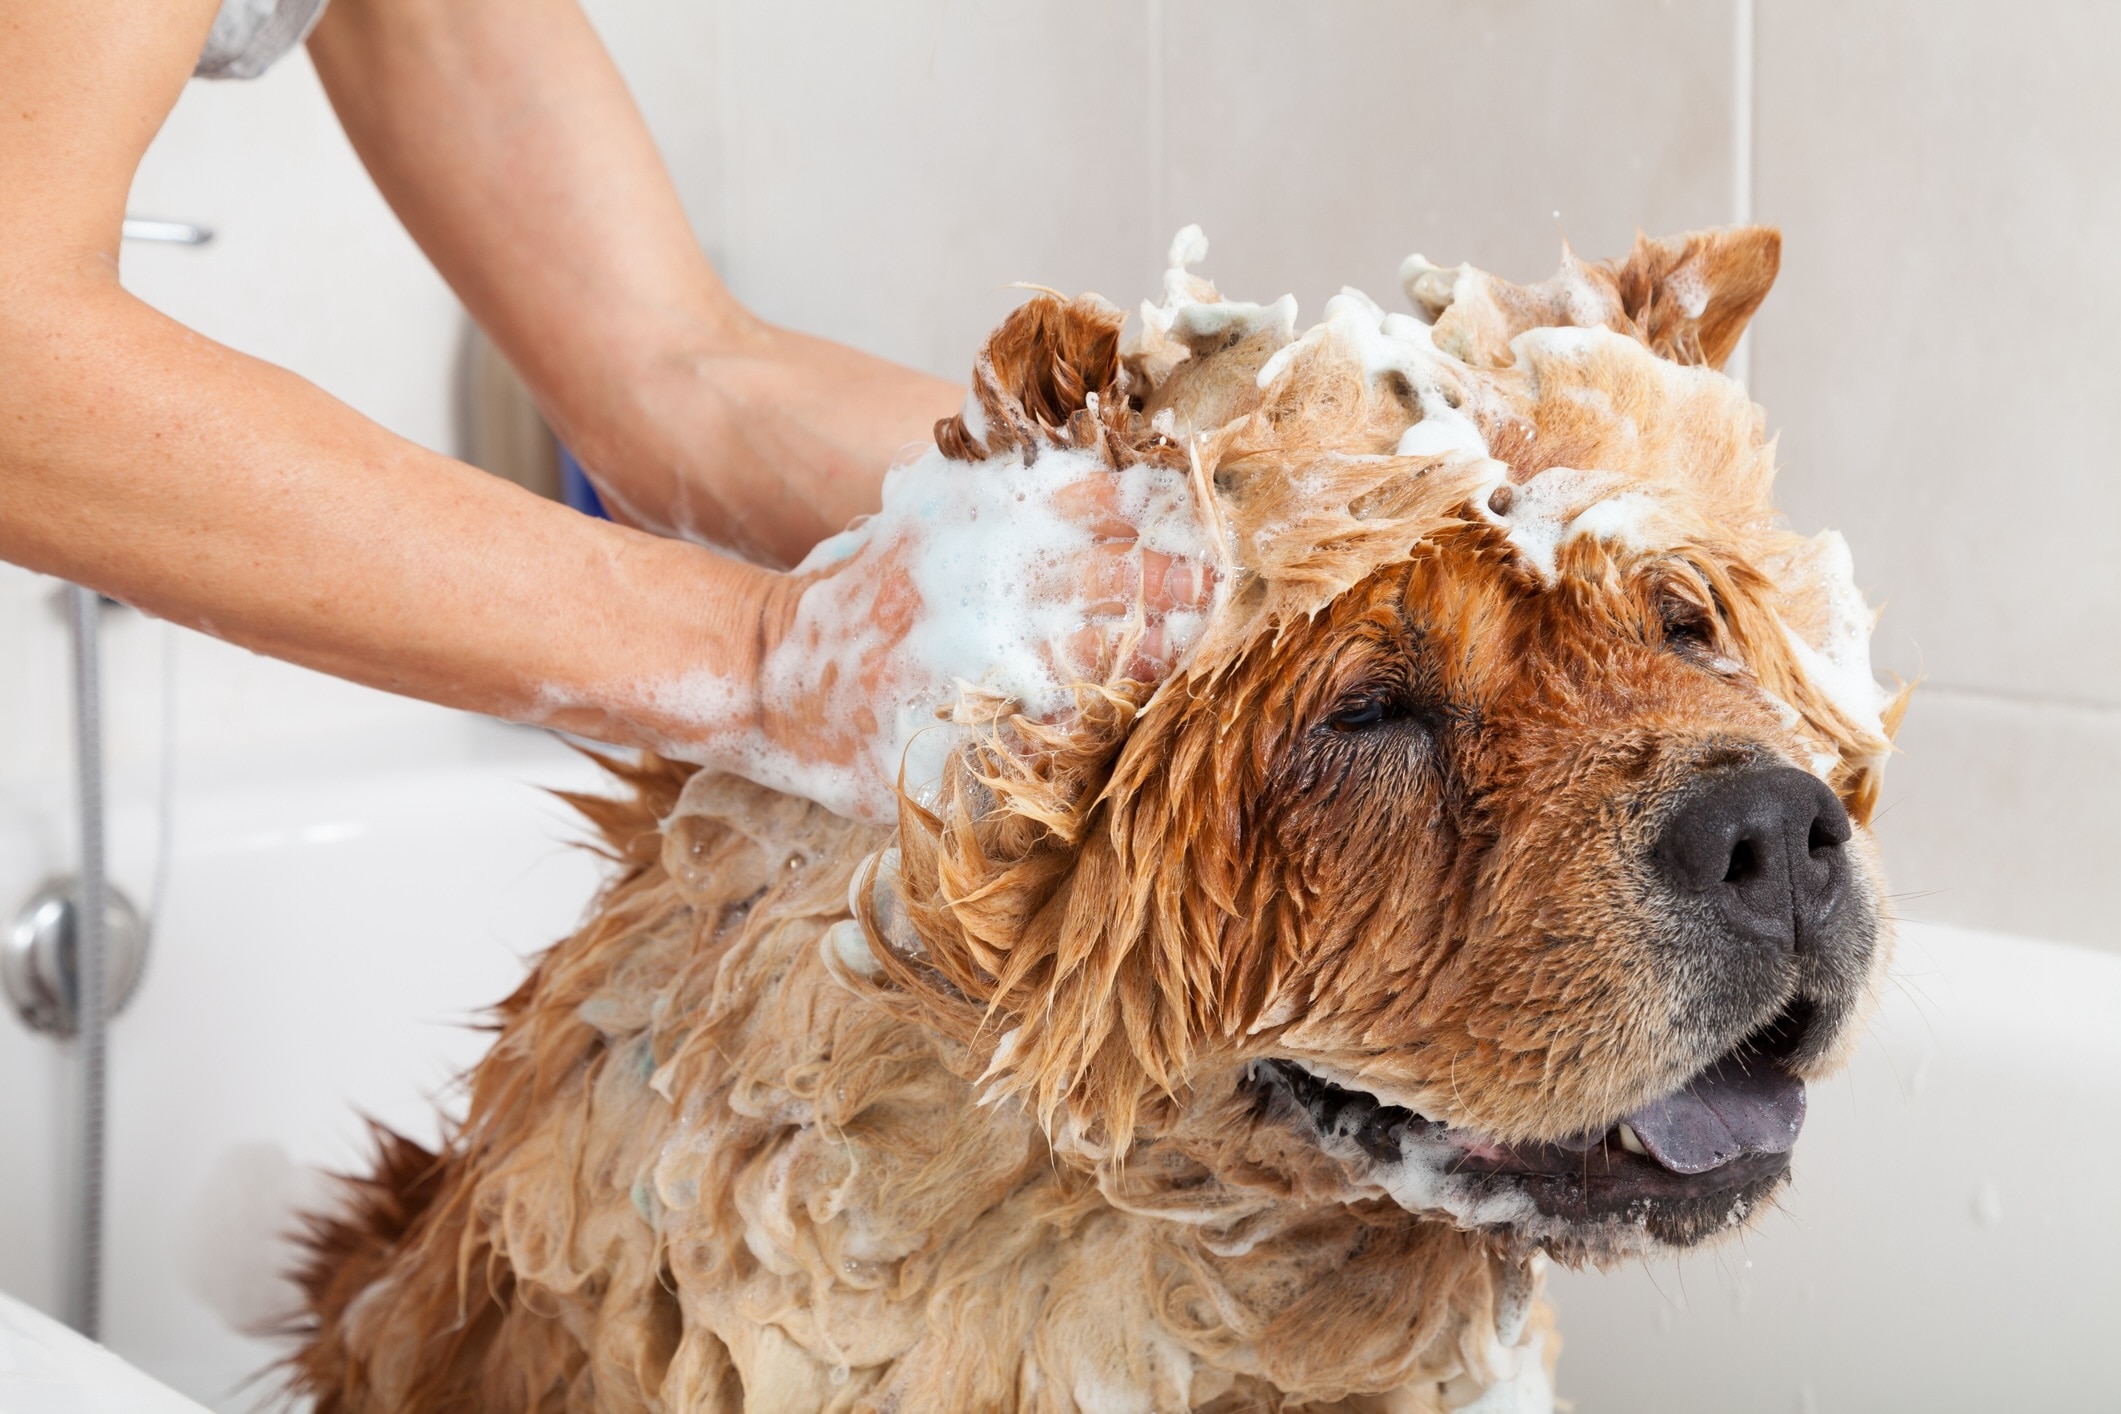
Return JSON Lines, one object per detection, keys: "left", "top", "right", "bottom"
{"left": 289, "top": 228, "right": 1898, "bottom": 1411}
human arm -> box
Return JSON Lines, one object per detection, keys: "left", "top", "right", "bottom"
{"left": 305, "top": 0, "right": 964, "bottom": 568}
{"left": 0, "top": 0, "right": 1210, "bottom": 824}
{"left": 0, "top": 0, "right": 784, "bottom": 754}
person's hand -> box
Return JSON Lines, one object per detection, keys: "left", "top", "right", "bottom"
{"left": 736, "top": 441, "right": 1221, "bottom": 825}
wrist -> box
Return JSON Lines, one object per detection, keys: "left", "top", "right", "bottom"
{"left": 748, "top": 566, "right": 809, "bottom": 742}
{"left": 523, "top": 531, "right": 783, "bottom": 758}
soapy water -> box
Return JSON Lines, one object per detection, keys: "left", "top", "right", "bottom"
{"left": 1776, "top": 530, "right": 1894, "bottom": 734}
{"left": 1256, "top": 285, "right": 1491, "bottom": 464}
{"left": 748, "top": 436, "right": 1222, "bottom": 823}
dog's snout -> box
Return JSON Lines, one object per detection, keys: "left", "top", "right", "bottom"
{"left": 1655, "top": 766, "right": 1853, "bottom": 951}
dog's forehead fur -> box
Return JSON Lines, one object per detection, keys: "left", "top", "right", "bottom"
{"left": 944, "top": 226, "right": 1890, "bottom": 796}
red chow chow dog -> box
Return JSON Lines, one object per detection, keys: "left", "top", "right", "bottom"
{"left": 290, "top": 225, "right": 1900, "bottom": 1412}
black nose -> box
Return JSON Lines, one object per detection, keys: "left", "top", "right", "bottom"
{"left": 1654, "top": 766, "right": 1854, "bottom": 951}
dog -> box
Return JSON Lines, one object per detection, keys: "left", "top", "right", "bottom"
{"left": 288, "top": 225, "right": 1901, "bottom": 1412}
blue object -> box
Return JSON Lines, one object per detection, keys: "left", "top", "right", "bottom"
{"left": 558, "top": 445, "right": 611, "bottom": 520}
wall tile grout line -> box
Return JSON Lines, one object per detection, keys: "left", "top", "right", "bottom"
{"left": 711, "top": 0, "right": 734, "bottom": 280}
{"left": 1145, "top": 0, "right": 1167, "bottom": 279}
{"left": 1728, "top": 0, "right": 1756, "bottom": 388}
{"left": 1903, "top": 681, "right": 2121, "bottom": 719}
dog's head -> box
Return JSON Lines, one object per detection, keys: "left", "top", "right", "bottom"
{"left": 860, "top": 227, "right": 1900, "bottom": 1261}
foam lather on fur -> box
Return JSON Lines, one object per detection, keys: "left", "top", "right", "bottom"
{"left": 292, "top": 226, "right": 1900, "bottom": 1413}
{"left": 896, "top": 226, "right": 1899, "bottom": 1156}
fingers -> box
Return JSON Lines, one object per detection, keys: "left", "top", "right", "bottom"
{"left": 1053, "top": 618, "right": 1182, "bottom": 692}
{"left": 1048, "top": 476, "right": 1133, "bottom": 540}
{"left": 1119, "top": 619, "right": 1177, "bottom": 685}
{"left": 1043, "top": 541, "right": 1216, "bottom": 697}
{"left": 1070, "top": 546, "right": 1214, "bottom": 619}
{"left": 1140, "top": 548, "right": 1213, "bottom": 616}
{"left": 1075, "top": 541, "right": 1143, "bottom": 618}
{"left": 1048, "top": 470, "right": 1214, "bottom": 615}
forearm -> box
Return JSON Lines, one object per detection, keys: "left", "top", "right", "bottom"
{"left": 308, "top": 0, "right": 963, "bottom": 565}
{"left": 0, "top": 276, "right": 779, "bottom": 752}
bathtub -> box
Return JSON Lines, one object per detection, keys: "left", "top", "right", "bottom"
{"left": 1, "top": 688, "right": 2115, "bottom": 1411}
{"left": 0, "top": 698, "right": 607, "bottom": 1408}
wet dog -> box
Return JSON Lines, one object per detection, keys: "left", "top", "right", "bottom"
{"left": 290, "top": 226, "right": 1900, "bottom": 1412}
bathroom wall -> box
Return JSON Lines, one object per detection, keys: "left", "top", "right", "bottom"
{"left": 0, "top": 0, "right": 2115, "bottom": 1407}
{"left": 1747, "top": 0, "right": 2121, "bottom": 950}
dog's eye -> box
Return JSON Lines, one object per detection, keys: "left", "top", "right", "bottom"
{"left": 1327, "top": 696, "right": 1396, "bottom": 732}
{"left": 1659, "top": 598, "right": 1717, "bottom": 652}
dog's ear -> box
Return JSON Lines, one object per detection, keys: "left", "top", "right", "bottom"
{"left": 1614, "top": 226, "right": 1781, "bottom": 371}
{"left": 937, "top": 294, "right": 1126, "bottom": 463}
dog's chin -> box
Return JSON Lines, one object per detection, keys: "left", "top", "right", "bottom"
{"left": 1247, "top": 1043, "right": 1800, "bottom": 1264}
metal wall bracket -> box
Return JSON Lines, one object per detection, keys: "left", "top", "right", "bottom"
{"left": 2, "top": 878, "right": 149, "bottom": 1038}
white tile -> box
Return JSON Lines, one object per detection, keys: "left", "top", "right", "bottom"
{"left": 716, "top": 0, "right": 1159, "bottom": 380}
{"left": 1752, "top": 0, "right": 2121, "bottom": 705}
{"left": 1161, "top": 0, "right": 1739, "bottom": 323}
{"left": 1868, "top": 686, "right": 2121, "bottom": 953}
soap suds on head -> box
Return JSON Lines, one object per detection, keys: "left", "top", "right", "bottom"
{"left": 1776, "top": 530, "right": 1891, "bottom": 740}
{"left": 1167, "top": 223, "right": 1208, "bottom": 272}
{"left": 1566, "top": 490, "right": 1665, "bottom": 554}
{"left": 1255, "top": 287, "right": 1492, "bottom": 464}
{"left": 1139, "top": 224, "right": 1300, "bottom": 366}
{"left": 541, "top": 225, "right": 1884, "bottom": 853}
{"left": 1171, "top": 295, "right": 1299, "bottom": 348}
{"left": 1479, "top": 466, "right": 1641, "bottom": 580}
{"left": 752, "top": 439, "right": 1221, "bottom": 823}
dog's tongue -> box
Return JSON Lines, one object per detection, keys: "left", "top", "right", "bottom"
{"left": 1623, "top": 1061, "right": 1807, "bottom": 1175}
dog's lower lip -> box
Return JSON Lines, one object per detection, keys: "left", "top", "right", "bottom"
{"left": 1254, "top": 1048, "right": 1804, "bottom": 1185}
{"left": 1248, "top": 1056, "right": 1610, "bottom": 1177}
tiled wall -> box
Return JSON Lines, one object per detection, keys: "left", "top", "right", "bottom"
{"left": 1749, "top": 0, "right": 2121, "bottom": 951}
{"left": 6, "top": 6, "right": 2111, "bottom": 926}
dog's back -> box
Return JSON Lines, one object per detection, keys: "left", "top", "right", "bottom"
{"left": 291, "top": 758, "right": 1533, "bottom": 1412}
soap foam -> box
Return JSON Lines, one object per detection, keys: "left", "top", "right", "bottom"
{"left": 1275, "top": 1060, "right": 1539, "bottom": 1230}
{"left": 1256, "top": 287, "right": 1493, "bottom": 465}
{"left": 1484, "top": 467, "right": 1631, "bottom": 579}
{"left": 754, "top": 437, "right": 1222, "bottom": 823}
{"left": 1369, "top": 1131, "right": 1542, "bottom": 1231}
{"left": 1141, "top": 224, "right": 1300, "bottom": 363}
{"left": 1775, "top": 531, "right": 1891, "bottom": 741}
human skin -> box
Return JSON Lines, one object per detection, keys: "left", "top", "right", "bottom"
{"left": 0, "top": 0, "right": 1205, "bottom": 819}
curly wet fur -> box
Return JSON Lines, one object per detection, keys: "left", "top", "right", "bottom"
{"left": 287, "top": 760, "right": 1547, "bottom": 1410}
{"left": 290, "top": 226, "right": 1897, "bottom": 1411}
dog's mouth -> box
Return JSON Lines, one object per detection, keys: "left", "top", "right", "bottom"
{"left": 1249, "top": 999, "right": 1812, "bottom": 1251}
